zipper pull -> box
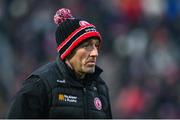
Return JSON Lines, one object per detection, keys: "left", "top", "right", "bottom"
{"left": 93, "top": 86, "right": 97, "bottom": 91}
{"left": 83, "top": 87, "right": 86, "bottom": 92}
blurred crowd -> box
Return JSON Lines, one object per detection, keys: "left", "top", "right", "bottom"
{"left": 0, "top": 0, "right": 179, "bottom": 118}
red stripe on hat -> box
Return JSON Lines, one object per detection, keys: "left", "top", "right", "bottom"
{"left": 57, "top": 25, "right": 94, "bottom": 52}
{"left": 61, "top": 31, "right": 101, "bottom": 59}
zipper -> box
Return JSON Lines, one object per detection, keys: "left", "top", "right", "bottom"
{"left": 83, "top": 87, "right": 88, "bottom": 118}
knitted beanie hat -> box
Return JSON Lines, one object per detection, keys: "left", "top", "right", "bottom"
{"left": 54, "top": 8, "right": 102, "bottom": 60}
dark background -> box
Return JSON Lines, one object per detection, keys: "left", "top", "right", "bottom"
{"left": 0, "top": 0, "right": 179, "bottom": 118}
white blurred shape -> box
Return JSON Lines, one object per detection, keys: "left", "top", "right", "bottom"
{"left": 142, "top": 0, "right": 167, "bottom": 17}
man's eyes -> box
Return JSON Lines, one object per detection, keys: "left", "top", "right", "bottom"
{"left": 81, "top": 43, "right": 99, "bottom": 48}
{"left": 81, "top": 43, "right": 90, "bottom": 47}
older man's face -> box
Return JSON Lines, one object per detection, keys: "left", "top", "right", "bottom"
{"left": 69, "top": 38, "right": 100, "bottom": 75}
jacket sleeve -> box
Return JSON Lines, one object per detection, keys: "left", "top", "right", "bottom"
{"left": 6, "top": 76, "right": 49, "bottom": 118}
{"left": 98, "top": 77, "right": 113, "bottom": 118}
{"left": 105, "top": 85, "right": 113, "bottom": 118}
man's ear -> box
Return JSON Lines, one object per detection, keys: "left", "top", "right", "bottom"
{"left": 65, "top": 58, "right": 73, "bottom": 70}
{"left": 66, "top": 48, "right": 77, "bottom": 60}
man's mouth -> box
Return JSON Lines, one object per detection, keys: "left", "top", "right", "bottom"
{"left": 86, "top": 60, "right": 96, "bottom": 66}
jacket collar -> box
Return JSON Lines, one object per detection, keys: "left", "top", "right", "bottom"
{"left": 55, "top": 56, "right": 103, "bottom": 87}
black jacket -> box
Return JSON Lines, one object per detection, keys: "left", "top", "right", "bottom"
{"left": 7, "top": 57, "right": 112, "bottom": 119}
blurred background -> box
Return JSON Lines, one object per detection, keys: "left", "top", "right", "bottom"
{"left": 0, "top": 0, "right": 180, "bottom": 118}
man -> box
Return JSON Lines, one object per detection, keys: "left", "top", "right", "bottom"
{"left": 7, "top": 8, "right": 112, "bottom": 118}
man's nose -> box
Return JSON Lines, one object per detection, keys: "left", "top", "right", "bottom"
{"left": 90, "top": 46, "right": 98, "bottom": 57}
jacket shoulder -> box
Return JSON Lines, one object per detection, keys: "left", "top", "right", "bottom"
{"left": 27, "top": 61, "right": 63, "bottom": 92}
{"left": 95, "top": 77, "right": 108, "bottom": 95}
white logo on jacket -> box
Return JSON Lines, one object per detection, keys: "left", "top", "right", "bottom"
{"left": 56, "top": 79, "right": 66, "bottom": 83}
{"left": 59, "top": 94, "right": 77, "bottom": 103}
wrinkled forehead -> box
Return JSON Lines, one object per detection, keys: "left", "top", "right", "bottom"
{"left": 81, "top": 37, "right": 100, "bottom": 45}
{"left": 67, "top": 37, "right": 100, "bottom": 59}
